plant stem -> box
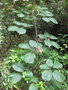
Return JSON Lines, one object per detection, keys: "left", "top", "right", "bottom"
{"left": 34, "top": 19, "right": 38, "bottom": 39}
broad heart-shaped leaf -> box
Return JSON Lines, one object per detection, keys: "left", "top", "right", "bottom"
{"left": 51, "top": 41, "right": 60, "bottom": 49}
{"left": 42, "top": 17, "right": 50, "bottom": 22}
{"left": 29, "top": 83, "right": 39, "bottom": 90}
{"left": 46, "top": 59, "right": 53, "bottom": 67}
{"left": 8, "top": 26, "right": 19, "bottom": 31}
{"left": 53, "top": 70, "right": 66, "bottom": 82}
{"left": 17, "top": 13, "right": 24, "bottom": 18}
{"left": 49, "top": 18, "right": 58, "bottom": 24}
{"left": 12, "top": 63, "right": 25, "bottom": 72}
{"left": 44, "top": 40, "right": 52, "bottom": 47}
{"left": 38, "top": 34, "right": 45, "bottom": 39}
{"left": 10, "top": 73, "right": 22, "bottom": 83}
{"left": 42, "top": 70, "right": 52, "bottom": 81}
{"left": 16, "top": 28, "right": 26, "bottom": 34}
{"left": 29, "top": 40, "right": 38, "bottom": 48}
{"left": 19, "top": 43, "right": 30, "bottom": 49}
{"left": 53, "top": 61, "right": 62, "bottom": 68}
{"left": 40, "top": 64, "right": 49, "bottom": 69}
{"left": 24, "top": 53, "right": 36, "bottom": 64}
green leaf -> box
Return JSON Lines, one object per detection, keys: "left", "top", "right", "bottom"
{"left": 38, "top": 34, "right": 45, "bottom": 39}
{"left": 13, "top": 21, "right": 33, "bottom": 27}
{"left": 13, "top": 21, "right": 22, "bottom": 26}
{"left": 44, "top": 32, "right": 50, "bottom": 38}
{"left": 53, "top": 61, "right": 62, "bottom": 68}
{"left": 21, "top": 23, "right": 33, "bottom": 27}
{"left": 51, "top": 41, "right": 60, "bottom": 49}
{"left": 45, "top": 11, "right": 54, "bottom": 16}
{"left": 42, "top": 70, "right": 52, "bottom": 81}
{"left": 44, "top": 40, "right": 52, "bottom": 47}
{"left": 31, "top": 76, "right": 38, "bottom": 83}
{"left": 17, "top": 13, "right": 24, "bottom": 18}
{"left": 10, "top": 73, "right": 22, "bottom": 83}
{"left": 42, "top": 17, "right": 50, "bottom": 22}
{"left": 24, "top": 53, "right": 36, "bottom": 64}
{"left": 53, "top": 70, "right": 66, "bottom": 82}
{"left": 49, "top": 35, "right": 57, "bottom": 40}
{"left": 8, "top": 26, "right": 18, "bottom": 31}
{"left": 16, "top": 28, "right": 26, "bottom": 34}
{"left": 8, "top": 26, "right": 26, "bottom": 34}
{"left": 49, "top": 18, "right": 58, "bottom": 24}
{"left": 40, "top": 64, "right": 49, "bottom": 69}
{"left": 29, "top": 40, "right": 38, "bottom": 48}
{"left": 29, "top": 83, "right": 39, "bottom": 90}
{"left": 46, "top": 59, "right": 53, "bottom": 67}
{"left": 12, "top": 63, "right": 25, "bottom": 72}
{"left": 19, "top": 43, "right": 30, "bottom": 49}
{"left": 50, "top": 79, "right": 63, "bottom": 89}
{"left": 23, "top": 71, "right": 33, "bottom": 78}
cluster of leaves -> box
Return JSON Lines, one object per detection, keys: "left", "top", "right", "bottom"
{"left": 0, "top": 0, "right": 68, "bottom": 90}
{"left": 6, "top": 1, "right": 58, "bottom": 35}
{"left": 3, "top": 33, "right": 67, "bottom": 90}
